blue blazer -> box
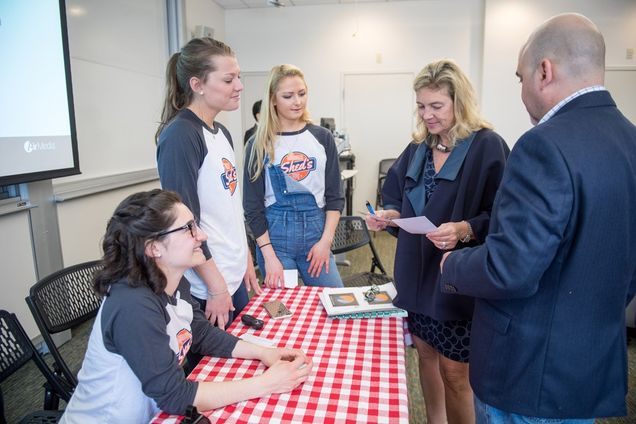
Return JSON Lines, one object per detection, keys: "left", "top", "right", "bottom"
{"left": 383, "top": 129, "right": 508, "bottom": 320}
{"left": 441, "top": 91, "right": 636, "bottom": 418}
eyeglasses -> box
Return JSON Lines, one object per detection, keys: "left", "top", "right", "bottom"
{"left": 156, "top": 220, "right": 198, "bottom": 238}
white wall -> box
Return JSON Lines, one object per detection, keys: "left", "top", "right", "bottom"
{"left": 0, "top": 211, "right": 39, "bottom": 337}
{"left": 482, "top": 0, "right": 636, "bottom": 145}
{"left": 57, "top": 182, "right": 160, "bottom": 266}
{"left": 223, "top": 0, "right": 484, "bottom": 209}
{"left": 185, "top": 0, "right": 226, "bottom": 41}
{"left": 217, "top": 0, "right": 636, "bottom": 205}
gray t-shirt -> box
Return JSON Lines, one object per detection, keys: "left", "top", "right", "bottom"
{"left": 60, "top": 278, "right": 239, "bottom": 423}
{"left": 157, "top": 109, "right": 248, "bottom": 299}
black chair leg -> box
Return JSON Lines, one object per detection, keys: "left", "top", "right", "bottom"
{"left": 43, "top": 384, "right": 60, "bottom": 410}
{"left": 1, "top": 388, "right": 6, "bottom": 424}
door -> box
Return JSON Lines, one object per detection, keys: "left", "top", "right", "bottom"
{"left": 342, "top": 72, "right": 415, "bottom": 213}
{"left": 240, "top": 72, "right": 269, "bottom": 144}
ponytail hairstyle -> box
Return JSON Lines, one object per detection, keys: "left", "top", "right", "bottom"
{"left": 155, "top": 37, "right": 235, "bottom": 143}
{"left": 247, "top": 64, "right": 311, "bottom": 181}
{"left": 94, "top": 189, "right": 182, "bottom": 296}
{"left": 412, "top": 59, "right": 492, "bottom": 148}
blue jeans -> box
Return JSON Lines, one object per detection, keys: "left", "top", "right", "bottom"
{"left": 259, "top": 162, "right": 343, "bottom": 288}
{"left": 474, "top": 395, "right": 594, "bottom": 424}
{"left": 256, "top": 207, "right": 343, "bottom": 287}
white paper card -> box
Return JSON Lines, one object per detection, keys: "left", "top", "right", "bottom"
{"left": 241, "top": 333, "right": 277, "bottom": 347}
{"left": 391, "top": 216, "right": 438, "bottom": 234}
{"left": 283, "top": 269, "right": 298, "bottom": 288}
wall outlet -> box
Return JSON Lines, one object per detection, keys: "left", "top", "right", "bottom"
{"left": 627, "top": 48, "right": 634, "bottom": 60}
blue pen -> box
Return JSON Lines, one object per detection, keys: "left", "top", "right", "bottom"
{"left": 365, "top": 201, "right": 376, "bottom": 215}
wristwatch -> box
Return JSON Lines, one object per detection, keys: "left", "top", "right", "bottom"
{"left": 460, "top": 221, "right": 473, "bottom": 243}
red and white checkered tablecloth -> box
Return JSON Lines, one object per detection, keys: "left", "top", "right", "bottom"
{"left": 152, "top": 286, "right": 409, "bottom": 423}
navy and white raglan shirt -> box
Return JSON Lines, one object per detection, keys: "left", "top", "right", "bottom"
{"left": 60, "top": 278, "right": 239, "bottom": 424}
{"left": 157, "top": 109, "right": 248, "bottom": 300}
{"left": 243, "top": 124, "right": 344, "bottom": 238}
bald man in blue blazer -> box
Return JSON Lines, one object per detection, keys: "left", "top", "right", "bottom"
{"left": 440, "top": 13, "right": 636, "bottom": 422}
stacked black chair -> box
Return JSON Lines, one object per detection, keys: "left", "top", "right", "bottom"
{"left": 25, "top": 260, "right": 103, "bottom": 403}
{"left": 331, "top": 216, "right": 393, "bottom": 288}
{"left": 0, "top": 310, "right": 69, "bottom": 423}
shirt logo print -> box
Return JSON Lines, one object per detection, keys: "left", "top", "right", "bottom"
{"left": 220, "top": 158, "right": 238, "bottom": 195}
{"left": 176, "top": 328, "right": 192, "bottom": 365}
{"left": 279, "top": 151, "right": 317, "bottom": 181}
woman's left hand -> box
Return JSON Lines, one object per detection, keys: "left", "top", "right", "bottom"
{"left": 306, "top": 239, "right": 332, "bottom": 278}
{"left": 426, "top": 222, "right": 462, "bottom": 251}
{"left": 243, "top": 253, "right": 262, "bottom": 295}
{"left": 259, "top": 347, "right": 309, "bottom": 368}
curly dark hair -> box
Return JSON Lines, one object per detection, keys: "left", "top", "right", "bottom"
{"left": 94, "top": 189, "right": 182, "bottom": 296}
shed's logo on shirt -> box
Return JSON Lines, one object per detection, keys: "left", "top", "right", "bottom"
{"left": 279, "top": 151, "right": 316, "bottom": 181}
{"left": 176, "top": 328, "right": 192, "bottom": 365}
{"left": 220, "top": 158, "right": 237, "bottom": 195}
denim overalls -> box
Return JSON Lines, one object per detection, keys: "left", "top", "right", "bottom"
{"left": 255, "top": 162, "right": 343, "bottom": 287}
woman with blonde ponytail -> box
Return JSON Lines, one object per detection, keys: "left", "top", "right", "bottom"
{"left": 244, "top": 65, "right": 344, "bottom": 289}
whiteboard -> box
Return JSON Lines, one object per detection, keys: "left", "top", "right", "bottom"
{"left": 60, "top": 0, "right": 168, "bottom": 182}
{"left": 605, "top": 67, "right": 636, "bottom": 125}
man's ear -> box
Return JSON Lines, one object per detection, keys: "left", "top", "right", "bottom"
{"left": 539, "top": 59, "right": 554, "bottom": 88}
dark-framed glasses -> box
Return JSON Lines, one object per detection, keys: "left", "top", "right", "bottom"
{"left": 156, "top": 220, "right": 198, "bottom": 238}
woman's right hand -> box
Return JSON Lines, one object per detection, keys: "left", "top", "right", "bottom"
{"left": 365, "top": 209, "right": 400, "bottom": 231}
{"left": 261, "top": 354, "right": 313, "bottom": 394}
{"left": 263, "top": 252, "right": 285, "bottom": 289}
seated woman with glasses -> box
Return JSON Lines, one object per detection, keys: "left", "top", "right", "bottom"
{"left": 60, "top": 189, "right": 312, "bottom": 424}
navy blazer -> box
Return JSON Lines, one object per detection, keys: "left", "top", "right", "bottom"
{"left": 383, "top": 128, "right": 509, "bottom": 320}
{"left": 441, "top": 91, "right": 636, "bottom": 418}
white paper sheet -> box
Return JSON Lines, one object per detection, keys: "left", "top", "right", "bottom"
{"left": 391, "top": 216, "right": 438, "bottom": 234}
{"left": 283, "top": 269, "right": 298, "bottom": 288}
{"left": 240, "top": 333, "right": 277, "bottom": 347}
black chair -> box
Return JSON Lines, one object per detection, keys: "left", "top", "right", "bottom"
{"left": 332, "top": 216, "right": 393, "bottom": 288}
{"left": 375, "top": 158, "right": 397, "bottom": 209}
{"left": 25, "top": 260, "right": 103, "bottom": 400}
{"left": 0, "top": 310, "right": 69, "bottom": 423}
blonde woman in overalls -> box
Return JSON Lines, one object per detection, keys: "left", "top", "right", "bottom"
{"left": 244, "top": 65, "right": 344, "bottom": 289}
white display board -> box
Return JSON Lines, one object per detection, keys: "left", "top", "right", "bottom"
{"left": 62, "top": 0, "right": 168, "bottom": 182}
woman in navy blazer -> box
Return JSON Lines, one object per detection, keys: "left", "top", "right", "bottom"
{"left": 366, "top": 60, "right": 509, "bottom": 423}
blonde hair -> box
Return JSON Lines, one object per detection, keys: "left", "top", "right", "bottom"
{"left": 412, "top": 59, "right": 491, "bottom": 147}
{"left": 247, "top": 64, "right": 312, "bottom": 181}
